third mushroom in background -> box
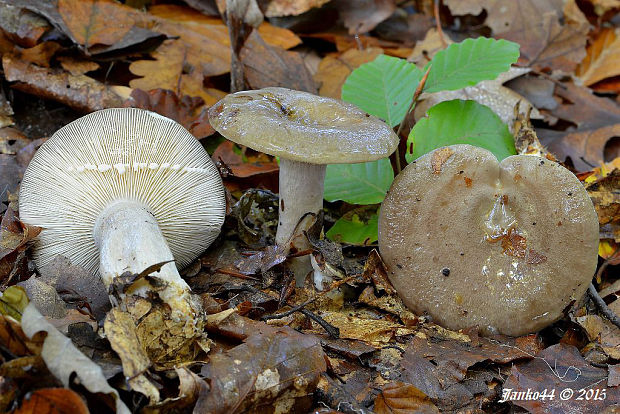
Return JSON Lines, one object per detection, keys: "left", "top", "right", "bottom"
{"left": 209, "top": 87, "right": 398, "bottom": 284}
{"left": 379, "top": 144, "right": 599, "bottom": 336}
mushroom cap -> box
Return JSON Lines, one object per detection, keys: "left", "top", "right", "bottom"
{"left": 19, "top": 108, "right": 226, "bottom": 276}
{"left": 208, "top": 87, "right": 399, "bottom": 164}
{"left": 378, "top": 144, "right": 599, "bottom": 336}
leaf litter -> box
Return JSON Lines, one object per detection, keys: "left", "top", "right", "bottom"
{"left": 0, "top": 0, "right": 619, "bottom": 412}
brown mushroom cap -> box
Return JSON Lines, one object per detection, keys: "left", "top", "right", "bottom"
{"left": 208, "top": 87, "right": 398, "bottom": 164}
{"left": 378, "top": 144, "right": 599, "bottom": 336}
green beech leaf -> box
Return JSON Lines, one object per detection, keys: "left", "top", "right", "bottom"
{"left": 424, "top": 37, "right": 520, "bottom": 93}
{"left": 324, "top": 158, "right": 393, "bottom": 204}
{"left": 326, "top": 207, "right": 379, "bottom": 246}
{"left": 406, "top": 100, "right": 516, "bottom": 162}
{"left": 341, "top": 54, "right": 423, "bottom": 127}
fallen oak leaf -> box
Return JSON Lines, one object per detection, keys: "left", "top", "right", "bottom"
{"left": 126, "top": 88, "right": 216, "bottom": 139}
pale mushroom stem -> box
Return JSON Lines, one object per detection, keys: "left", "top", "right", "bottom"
{"left": 276, "top": 158, "right": 326, "bottom": 284}
{"left": 93, "top": 200, "right": 199, "bottom": 321}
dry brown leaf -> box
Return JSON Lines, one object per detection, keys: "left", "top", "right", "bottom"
{"left": 0, "top": 314, "right": 35, "bottom": 356}
{"left": 314, "top": 47, "right": 383, "bottom": 98}
{"left": 129, "top": 39, "right": 186, "bottom": 94}
{"left": 14, "top": 388, "right": 89, "bottom": 414}
{"left": 589, "top": 0, "right": 620, "bottom": 15}
{"left": 57, "top": 56, "right": 99, "bottom": 76}
{"left": 197, "top": 324, "right": 326, "bottom": 413}
{"left": 212, "top": 140, "right": 279, "bottom": 178}
{"left": 58, "top": 0, "right": 136, "bottom": 48}
{"left": 1, "top": 205, "right": 42, "bottom": 284}
{"left": 20, "top": 303, "right": 130, "bottom": 413}
{"left": 333, "top": 0, "right": 396, "bottom": 34}
{"left": 317, "top": 309, "right": 415, "bottom": 344}
{"left": 2, "top": 54, "right": 124, "bottom": 112}
{"left": 502, "top": 343, "right": 617, "bottom": 412}
{"left": 408, "top": 28, "right": 452, "bottom": 68}
{"left": 147, "top": 4, "right": 301, "bottom": 50}
{"left": 240, "top": 32, "right": 317, "bottom": 92}
{"left": 577, "top": 28, "right": 620, "bottom": 86}
{"left": 265, "top": 0, "right": 331, "bottom": 17}
{"left": 445, "top": 0, "right": 588, "bottom": 73}
{"left": 374, "top": 382, "right": 439, "bottom": 414}
{"left": 0, "top": 3, "right": 51, "bottom": 48}
{"left": 540, "top": 83, "right": 620, "bottom": 171}
{"left": 126, "top": 88, "right": 217, "bottom": 139}
{"left": 104, "top": 307, "right": 160, "bottom": 403}
{"left": 12, "top": 41, "right": 61, "bottom": 67}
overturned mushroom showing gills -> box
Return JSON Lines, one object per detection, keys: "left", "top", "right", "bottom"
{"left": 379, "top": 144, "right": 599, "bottom": 336}
{"left": 209, "top": 87, "right": 398, "bottom": 281}
{"left": 19, "top": 108, "right": 226, "bottom": 358}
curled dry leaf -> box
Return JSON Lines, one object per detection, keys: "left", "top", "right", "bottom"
{"left": 13, "top": 388, "right": 89, "bottom": 414}
{"left": 502, "top": 343, "right": 618, "bottom": 412}
{"left": 374, "top": 381, "right": 439, "bottom": 414}
{"left": 104, "top": 307, "right": 160, "bottom": 403}
{"left": 0, "top": 206, "right": 42, "bottom": 285}
{"left": 587, "top": 169, "right": 620, "bottom": 242}
{"left": 20, "top": 303, "right": 130, "bottom": 414}
{"left": 212, "top": 140, "right": 279, "bottom": 179}
{"left": 577, "top": 28, "right": 620, "bottom": 87}
{"left": 0, "top": 2, "right": 51, "bottom": 48}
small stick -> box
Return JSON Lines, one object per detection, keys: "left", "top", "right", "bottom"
{"left": 588, "top": 260, "right": 620, "bottom": 329}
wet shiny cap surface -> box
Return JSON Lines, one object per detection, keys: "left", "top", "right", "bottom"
{"left": 378, "top": 144, "right": 599, "bottom": 336}
{"left": 208, "top": 87, "right": 399, "bottom": 164}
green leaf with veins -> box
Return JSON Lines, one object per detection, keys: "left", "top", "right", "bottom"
{"left": 407, "top": 100, "right": 516, "bottom": 162}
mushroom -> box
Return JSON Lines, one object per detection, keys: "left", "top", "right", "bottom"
{"left": 19, "top": 108, "right": 226, "bottom": 329}
{"left": 378, "top": 144, "right": 599, "bottom": 336}
{"left": 209, "top": 87, "right": 398, "bottom": 281}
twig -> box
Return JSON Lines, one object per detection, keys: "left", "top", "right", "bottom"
{"left": 434, "top": 0, "right": 447, "bottom": 48}
{"left": 299, "top": 308, "right": 339, "bottom": 338}
{"left": 228, "top": 284, "right": 341, "bottom": 338}
{"left": 589, "top": 260, "right": 620, "bottom": 329}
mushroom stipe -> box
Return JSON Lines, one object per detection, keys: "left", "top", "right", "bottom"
{"left": 379, "top": 144, "right": 599, "bottom": 336}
